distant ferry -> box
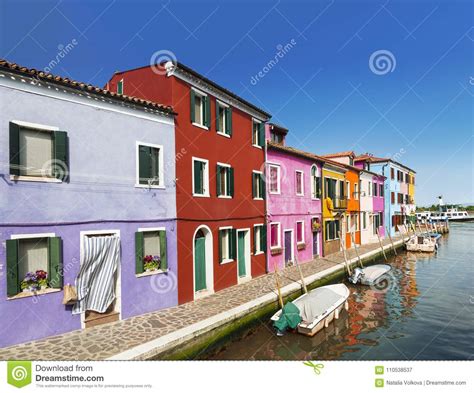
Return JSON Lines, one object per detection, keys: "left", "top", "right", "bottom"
{"left": 417, "top": 196, "right": 473, "bottom": 222}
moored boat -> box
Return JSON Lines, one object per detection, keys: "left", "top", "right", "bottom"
{"left": 349, "top": 264, "right": 392, "bottom": 286}
{"left": 406, "top": 234, "right": 437, "bottom": 252}
{"left": 271, "top": 283, "right": 350, "bottom": 337}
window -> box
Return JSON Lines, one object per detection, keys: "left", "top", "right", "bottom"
{"left": 346, "top": 181, "right": 351, "bottom": 199}
{"left": 405, "top": 173, "right": 409, "bottom": 183}
{"left": 252, "top": 119, "right": 264, "bottom": 147}
{"left": 9, "top": 122, "right": 69, "bottom": 181}
{"left": 379, "top": 212, "right": 384, "bottom": 227}
{"left": 296, "top": 171, "right": 304, "bottom": 196}
{"left": 253, "top": 224, "right": 266, "bottom": 254}
{"left": 296, "top": 221, "right": 304, "bottom": 244}
{"left": 354, "top": 183, "right": 358, "bottom": 199}
{"left": 338, "top": 180, "right": 345, "bottom": 199}
{"left": 137, "top": 142, "right": 163, "bottom": 187}
{"left": 311, "top": 166, "right": 322, "bottom": 199}
{"left": 379, "top": 184, "right": 384, "bottom": 197}
{"left": 390, "top": 168, "right": 395, "bottom": 180}
{"left": 268, "top": 164, "right": 280, "bottom": 194}
{"left": 354, "top": 213, "right": 359, "bottom": 231}
{"left": 346, "top": 214, "right": 351, "bottom": 232}
{"left": 190, "top": 89, "right": 210, "bottom": 128}
{"left": 216, "top": 163, "right": 234, "bottom": 198}
{"left": 193, "top": 158, "right": 209, "bottom": 196}
{"left": 117, "top": 79, "right": 123, "bottom": 95}
{"left": 362, "top": 212, "right": 367, "bottom": 230}
{"left": 216, "top": 101, "right": 232, "bottom": 136}
{"left": 270, "top": 222, "right": 281, "bottom": 248}
{"left": 391, "top": 192, "right": 395, "bottom": 204}
{"left": 135, "top": 229, "right": 168, "bottom": 274}
{"left": 373, "top": 182, "right": 378, "bottom": 197}
{"left": 374, "top": 214, "right": 381, "bottom": 233}
{"left": 271, "top": 132, "right": 283, "bottom": 144}
{"left": 398, "top": 193, "right": 404, "bottom": 204}
{"left": 252, "top": 171, "right": 265, "bottom": 199}
{"left": 367, "top": 181, "right": 372, "bottom": 196}
{"left": 6, "top": 234, "right": 63, "bottom": 297}
{"left": 219, "top": 227, "right": 235, "bottom": 263}
{"left": 324, "top": 220, "right": 340, "bottom": 241}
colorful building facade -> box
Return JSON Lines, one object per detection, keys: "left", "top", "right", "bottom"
{"left": 0, "top": 61, "right": 177, "bottom": 347}
{"left": 265, "top": 129, "right": 323, "bottom": 271}
{"left": 108, "top": 62, "right": 270, "bottom": 304}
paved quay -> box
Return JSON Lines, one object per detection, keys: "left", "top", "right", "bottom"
{"left": 0, "top": 234, "right": 406, "bottom": 361}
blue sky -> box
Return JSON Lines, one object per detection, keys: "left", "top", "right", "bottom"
{"left": 1, "top": 0, "right": 472, "bottom": 205}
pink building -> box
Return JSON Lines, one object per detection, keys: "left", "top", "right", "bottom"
{"left": 266, "top": 124, "right": 323, "bottom": 272}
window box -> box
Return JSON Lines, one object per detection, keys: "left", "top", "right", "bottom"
{"left": 270, "top": 247, "right": 282, "bottom": 256}
{"left": 297, "top": 243, "right": 306, "bottom": 251}
{"left": 135, "top": 229, "right": 168, "bottom": 275}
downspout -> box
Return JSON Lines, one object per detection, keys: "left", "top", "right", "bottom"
{"left": 381, "top": 163, "right": 389, "bottom": 233}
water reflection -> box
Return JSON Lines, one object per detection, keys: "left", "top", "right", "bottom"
{"left": 205, "top": 224, "right": 473, "bottom": 360}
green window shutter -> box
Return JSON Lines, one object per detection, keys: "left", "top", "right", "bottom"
{"left": 193, "top": 160, "right": 203, "bottom": 194}
{"left": 9, "top": 122, "right": 20, "bottom": 176}
{"left": 159, "top": 231, "right": 168, "bottom": 270}
{"left": 230, "top": 229, "right": 237, "bottom": 259}
{"left": 252, "top": 173, "right": 257, "bottom": 198}
{"left": 135, "top": 231, "right": 144, "bottom": 274}
{"left": 261, "top": 225, "right": 267, "bottom": 253}
{"left": 6, "top": 239, "right": 19, "bottom": 297}
{"left": 216, "top": 164, "right": 221, "bottom": 196}
{"left": 226, "top": 107, "right": 232, "bottom": 136}
{"left": 48, "top": 237, "right": 63, "bottom": 288}
{"left": 260, "top": 175, "right": 266, "bottom": 200}
{"left": 258, "top": 122, "right": 265, "bottom": 147}
{"left": 117, "top": 80, "right": 123, "bottom": 95}
{"left": 253, "top": 227, "right": 257, "bottom": 254}
{"left": 218, "top": 230, "right": 223, "bottom": 263}
{"left": 229, "top": 167, "right": 234, "bottom": 197}
{"left": 204, "top": 96, "right": 211, "bottom": 127}
{"left": 139, "top": 146, "right": 151, "bottom": 185}
{"left": 190, "top": 89, "right": 196, "bottom": 123}
{"left": 53, "top": 131, "right": 69, "bottom": 181}
{"left": 215, "top": 102, "right": 221, "bottom": 132}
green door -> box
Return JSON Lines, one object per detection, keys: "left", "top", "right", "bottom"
{"left": 238, "top": 232, "right": 246, "bottom": 277}
{"left": 194, "top": 237, "right": 206, "bottom": 291}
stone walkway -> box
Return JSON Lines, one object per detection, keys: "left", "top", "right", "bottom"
{"left": 0, "top": 235, "right": 405, "bottom": 361}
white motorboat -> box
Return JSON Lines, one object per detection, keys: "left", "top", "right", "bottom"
{"left": 416, "top": 196, "right": 472, "bottom": 222}
{"left": 349, "top": 264, "right": 392, "bottom": 286}
{"left": 406, "top": 234, "right": 437, "bottom": 252}
{"left": 271, "top": 283, "right": 350, "bottom": 337}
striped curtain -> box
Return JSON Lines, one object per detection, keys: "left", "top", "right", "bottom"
{"left": 72, "top": 235, "right": 120, "bottom": 315}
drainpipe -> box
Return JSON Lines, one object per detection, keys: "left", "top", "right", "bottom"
{"left": 381, "top": 163, "right": 389, "bottom": 234}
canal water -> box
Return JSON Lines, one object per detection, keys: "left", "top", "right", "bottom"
{"left": 204, "top": 223, "right": 473, "bottom": 360}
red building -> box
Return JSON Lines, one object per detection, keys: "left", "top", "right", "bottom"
{"left": 108, "top": 62, "right": 271, "bottom": 304}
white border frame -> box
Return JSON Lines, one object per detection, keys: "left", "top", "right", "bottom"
{"left": 311, "top": 216, "right": 320, "bottom": 257}
{"left": 191, "top": 87, "right": 209, "bottom": 130}
{"left": 216, "top": 100, "right": 231, "bottom": 138}
{"left": 283, "top": 229, "right": 294, "bottom": 265}
{"left": 79, "top": 229, "right": 121, "bottom": 329}
{"left": 295, "top": 220, "right": 305, "bottom": 244}
{"left": 135, "top": 141, "right": 165, "bottom": 189}
{"left": 192, "top": 157, "right": 210, "bottom": 197}
{"left": 218, "top": 225, "right": 234, "bottom": 264}
{"left": 193, "top": 225, "right": 214, "bottom": 300}
{"left": 253, "top": 223, "right": 265, "bottom": 255}
{"left": 236, "top": 228, "right": 251, "bottom": 284}
{"left": 252, "top": 170, "right": 264, "bottom": 200}
{"left": 269, "top": 221, "right": 281, "bottom": 249}
{"left": 216, "top": 162, "right": 232, "bottom": 199}
{"left": 251, "top": 118, "right": 262, "bottom": 149}
{"left": 295, "top": 170, "right": 304, "bottom": 196}
{"left": 268, "top": 163, "right": 281, "bottom": 195}
{"left": 310, "top": 164, "right": 321, "bottom": 200}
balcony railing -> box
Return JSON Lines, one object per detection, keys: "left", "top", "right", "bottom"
{"left": 327, "top": 196, "right": 347, "bottom": 209}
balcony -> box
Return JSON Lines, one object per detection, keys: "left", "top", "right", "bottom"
{"left": 333, "top": 197, "right": 348, "bottom": 209}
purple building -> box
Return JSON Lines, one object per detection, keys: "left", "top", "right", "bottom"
{"left": 0, "top": 60, "right": 177, "bottom": 348}
{"left": 265, "top": 124, "right": 323, "bottom": 272}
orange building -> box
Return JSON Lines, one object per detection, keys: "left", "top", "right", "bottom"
{"left": 344, "top": 167, "right": 361, "bottom": 248}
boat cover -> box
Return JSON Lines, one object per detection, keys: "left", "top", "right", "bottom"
{"left": 295, "top": 287, "right": 342, "bottom": 323}
{"left": 273, "top": 302, "right": 302, "bottom": 332}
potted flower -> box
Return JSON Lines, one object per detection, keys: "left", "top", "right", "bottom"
{"left": 20, "top": 272, "right": 40, "bottom": 292}
{"left": 144, "top": 255, "right": 160, "bottom": 272}
{"left": 312, "top": 220, "right": 321, "bottom": 232}
{"left": 36, "top": 270, "right": 48, "bottom": 290}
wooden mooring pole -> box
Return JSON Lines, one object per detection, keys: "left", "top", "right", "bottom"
{"left": 350, "top": 231, "right": 364, "bottom": 268}
{"left": 376, "top": 227, "right": 388, "bottom": 261}
{"left": 295, "top": 256, "right": 308, "bottom": 294}
{"left": 338, "top": 231, "right": 352, "bottom": 276}
{"left": 385, "top": 227, "right": 397, "bottom": 255}
{"left": 274, "top": 262, "right": 284, "bottom": 309}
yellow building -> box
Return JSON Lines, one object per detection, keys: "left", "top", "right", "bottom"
{"left": 322, "top": 163, "right": 347, "bottom": 256}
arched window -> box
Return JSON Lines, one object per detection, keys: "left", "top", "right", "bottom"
{"left": 311, "top": 165, "right": 321, "bottom": 199}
